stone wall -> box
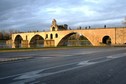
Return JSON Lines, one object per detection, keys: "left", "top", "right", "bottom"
{"left": 115, "top": 28, "right": 126, "bottom": 44}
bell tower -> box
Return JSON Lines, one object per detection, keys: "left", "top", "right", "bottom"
{"left": 52, "top": 19, "right": 57, "bottom": 26}
{"left": 50, "top": 19, "right": 58, "bottom": 31}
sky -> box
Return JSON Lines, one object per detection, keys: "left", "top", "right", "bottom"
{"left": 0, "top": 0, "right": 126, "bottom": 31}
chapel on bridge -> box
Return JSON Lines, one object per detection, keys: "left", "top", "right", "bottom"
{"left": 50, "top": 19, "right": 68, "bottom": 31}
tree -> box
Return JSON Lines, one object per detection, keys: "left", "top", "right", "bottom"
{"left": 0, "top": 32, "right": 3, "bottom": 40}
{"left": 8, "top": 29, "right": 16, "bottom": 39}
{"left": 3, "top": 33, "right": 9, "bottom": 40}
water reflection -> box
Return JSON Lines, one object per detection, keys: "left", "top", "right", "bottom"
{"left": 0, "top": 43, "right": 12, "bottom": 48}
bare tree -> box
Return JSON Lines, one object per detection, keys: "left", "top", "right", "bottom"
{"left": 3, "top": 32, "right": 9, "bottom": 40}
{"left": 0, "top": 32, "right": 3, "bottom": 40}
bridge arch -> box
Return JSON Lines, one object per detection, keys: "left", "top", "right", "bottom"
{"left": 57, "top": 32, "right": 92, "bottom": 46}
{"left": 14, "top": 35, "right": 23, "bottom": 48}
{"left": 102, "top": 35, "right": 111, "bottom": 45}
{"left": 29, "top": 34, "right": 44, "bottom": 48}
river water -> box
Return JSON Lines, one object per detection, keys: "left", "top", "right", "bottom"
{"left": 0, "top": 43, "right": 11, "bottom": 48}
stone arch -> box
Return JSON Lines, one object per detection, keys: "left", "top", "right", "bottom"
{"left": 57, "top": 32, "right": 92, "bottom": 46}
{"left": 14, "top": 35, "right": 23, "bottom": 48}
{"left": 102, "top": 35, "right": 111, "bottom": 45}
{"left": 29, "top": 34, "right": 44, "bottom": 48}
{"left": 79, "top": 34, "right": 92, "bottom": 46}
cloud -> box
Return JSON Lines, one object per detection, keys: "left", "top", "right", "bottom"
{"left": 0, "top": 0, "right": 126, "bottom": 31}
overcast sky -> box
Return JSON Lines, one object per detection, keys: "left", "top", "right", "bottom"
{"left": 0, "top": 0, "right": 126, "bottom": 31}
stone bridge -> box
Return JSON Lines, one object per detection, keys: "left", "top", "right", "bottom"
{"left": 11, "top": 19, "right": 126, "bottom": 48}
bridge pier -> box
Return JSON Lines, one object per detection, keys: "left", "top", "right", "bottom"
{"left": 12, "top": 40, "right": 56, "bottom": 48}
{"left": 12, "top": 40, "right": 29, "bottom": 48}
{"left": 44, "top": 40, "right": 55, "bottom": 47}
{"left": 21, "top": 40, "right": 28, "bottom": 48}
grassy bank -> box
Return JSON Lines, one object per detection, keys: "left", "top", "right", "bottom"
{"left": 0, "top": 46, "right": 116, "bottom": 52}
{"left": 0, "top": 45, "right": 125, "bottom": 52}
{"left": 0, "top": 40, "right": 6, "bottom": 42}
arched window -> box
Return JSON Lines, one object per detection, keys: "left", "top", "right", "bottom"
{"left": 55, "top": 33, "right": 58, "bottom": 38}
{"left": 52, "top": 27, "right": 55, "bottom": 31}
{"left": 50, "top": 34, "right": 53, "bottom": 39}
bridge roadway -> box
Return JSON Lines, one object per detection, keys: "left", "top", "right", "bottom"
{"left": 0, "top": 47, "right": 126, "bottom": 84}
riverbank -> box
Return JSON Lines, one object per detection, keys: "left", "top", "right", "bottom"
{"left": 0, "top": 46, "right": 90, "bottom": 52}
{"left": 0, "top": 46, "right": 125, "bottom": 53}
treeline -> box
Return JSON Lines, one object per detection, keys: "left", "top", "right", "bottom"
{"left": 0, "top": 29, "right": 21, "bottom": 40}
{"left": 0, "top": 29, "right": 17, "bottom": 40}
{"left": 0, "top": 32, "right": 11, "bottom": 40}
